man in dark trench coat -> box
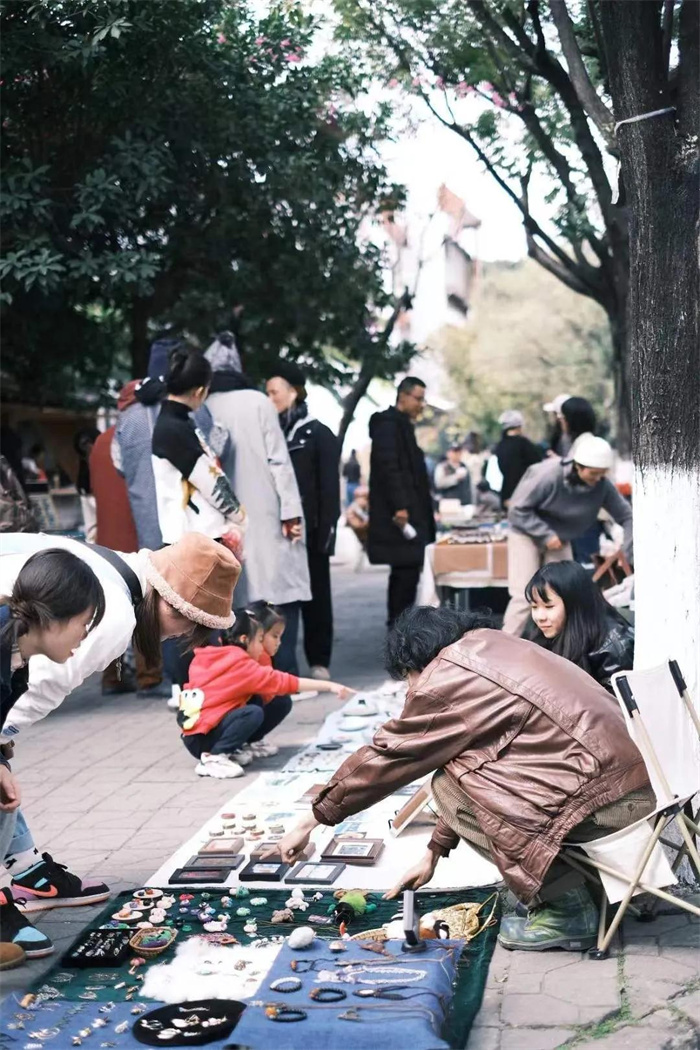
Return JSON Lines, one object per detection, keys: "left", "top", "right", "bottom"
{"left": 368, "top": 377, "right": 436, "bottom": 625}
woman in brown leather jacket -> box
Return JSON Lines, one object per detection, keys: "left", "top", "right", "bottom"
{"left": 269, "top": 606, "right": 653, "bottom": 953}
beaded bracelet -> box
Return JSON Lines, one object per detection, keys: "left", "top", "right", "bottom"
{"left": 309, "top": 987, "right": 347, "bottom": 1003}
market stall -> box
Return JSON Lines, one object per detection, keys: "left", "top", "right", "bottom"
{"left": 418, "top": 525, "right": 510, "bottom": 611}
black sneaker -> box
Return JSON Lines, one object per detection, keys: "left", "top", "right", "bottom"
{"left": 10, "top": 853, "right": 110, "bottom": 913}
{"left": 0, "top": 891, "right": 53, "bottom": 958}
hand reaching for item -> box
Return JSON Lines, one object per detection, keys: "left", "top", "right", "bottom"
{"left": 545, "top": 535, "right": 564, "bottom": 551}
{"left": 262, "top": 814, "right": 318, "bottom": 864}
{"left": 383, "top": 849, "right": 438, "bottom": 900}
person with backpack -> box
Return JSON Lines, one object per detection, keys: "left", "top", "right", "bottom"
{"left": 0, "top": 532, "right": 240, "bottom": 922}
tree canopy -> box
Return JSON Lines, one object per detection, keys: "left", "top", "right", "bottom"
{"left": 1, "top": 0, "right": 410, "bottom": 407}
{"left": 332, "top": 0, "right": 654, "bottom": 443}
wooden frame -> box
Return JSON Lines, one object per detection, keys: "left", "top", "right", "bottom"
{"left": 186, "top": 853, "right": 244, "bottom": 870}
{"left": 168, "top": 866, "right": 232, "bottom": 884}
{"left": 198, "top": 837, "right": 244, "bottom": 855}
{"left": 320, "top": 836, "right": 384, "bottom": 866}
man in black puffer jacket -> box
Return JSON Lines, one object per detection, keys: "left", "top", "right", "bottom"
{"left": 368, "top": 377, "right": 436, "bottom": 625}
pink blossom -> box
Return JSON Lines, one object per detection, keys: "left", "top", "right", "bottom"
{"left": 478, "top": 81, "right": 494, "bottom": 92}
{"left": 412, "top": 76, "right": 422, "bottom": 87}
{"left": 255, "top": 35, "right": 266, "bottom": 45}
{"left": 491, "top": 91, "right": 504, "bottom": 107}
{"left": 280, "top": 38, "right": 291, "bottom": 47}
{"left": 217, "top": 32, "right": 227, "bottom": 44}
{"left": 388, "top": 78, "right": 399, "bottom": 88}
{"left": 435, "top": 76, "right": 445, "bottom": 89}
{"left": 508, "top": 92, "right": 518, "bottom": 104}
{"left": 284, "top": 52, "right": 302, "bottom": 63}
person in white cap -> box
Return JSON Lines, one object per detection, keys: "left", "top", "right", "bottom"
{"left": 494, "top": 410, "right": 544, "bottom": 507}
{"left": 502, "top": 434, "right": 633, "bottom": 635}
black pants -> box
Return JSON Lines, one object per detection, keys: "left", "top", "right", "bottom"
{"left": 301, "top": 550, "right": 333, "bottom": 668}
{"left": 275, "top": 602, "right": 300, "bottom": 676}
{"left": 182, "top": 694, "right": 293, "bottom": 760}
{"left": 387, "top": 565, "right": 422, "bottom": 626}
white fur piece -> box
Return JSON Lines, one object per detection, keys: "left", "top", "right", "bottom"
{"left": 287, "top": 926, "right": 315, "bottom": 949}
{"left": 144, "top": 557, "right": 234, "bottom": 630}
{"left": 140, "top": 937, "right": 280, "bottom": 1003}
{"left": 634, "top": 465, "right": 700, "bottom": 702}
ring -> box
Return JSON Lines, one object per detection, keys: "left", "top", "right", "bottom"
{"left": 309, "top": 987, "right": 346, "bottom": 1003}
{"left": 270, "top": 977, "right": 302, "bottom": 993}
{"left": 265, "top": 1005, "right": 307, "bottom": 1022}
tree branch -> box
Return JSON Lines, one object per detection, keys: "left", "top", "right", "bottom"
{"left": 549, "top": 0, "right": 615, "bottom": 147}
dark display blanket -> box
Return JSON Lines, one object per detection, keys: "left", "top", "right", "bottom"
{"left": 0, "top": 887, "right": 500, "bottom": 1050}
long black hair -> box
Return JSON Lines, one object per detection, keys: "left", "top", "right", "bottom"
{"left": 248, "top": 600, "right": 285, "bottom": 633}
{"left": 523, "top": 561, "right": 626, "bottom": 669}
{"left": 385, "top": 605, "right": 497, "bottom": 680}
{"left": 166, "top": 345, "right": 212, "bottom": 396}
{"left": 0, "top": 549, "right": 106, "bottom": 648}
{"left": 560, "top": 397, "right": 596, "bottom": 444}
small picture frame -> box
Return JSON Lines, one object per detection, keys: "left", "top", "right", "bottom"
{"left": 198, "top": 837, "right": 244, "bottom": 855}
{"left": 238, "top": 860, "right": 290, "bottom": 882}
{"left": 168, "top": 867, "right": 232, "bottom": 885}
{"left": 285, "top": 861, "right": 345, "bottom": 886}
{"left": 321, "top": 837, "right": 384, "bottom": 866}
{"left": 186, "top": 853, "right": 244, "bottom": 871}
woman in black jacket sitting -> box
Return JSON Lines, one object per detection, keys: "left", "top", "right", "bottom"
{"left": 266, "top": 361, "right": 340, "bottom": 680}
{"left": 522, "top": 560, "right": 634, "bottom": 692}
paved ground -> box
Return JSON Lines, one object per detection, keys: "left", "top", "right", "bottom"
{"left": 2, "top": 559, "right": 699, "bottom": 1048}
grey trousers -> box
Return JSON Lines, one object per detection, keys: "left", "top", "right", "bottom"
{"left": 432, "top": 770, "right": 656, "bottom": 904}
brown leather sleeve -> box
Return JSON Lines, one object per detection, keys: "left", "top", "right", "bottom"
{"left": 311, "top": 675, "right": 474, "bottom": 826}
{"left": 428, "top": 816, "right": 461, "bottom": 857}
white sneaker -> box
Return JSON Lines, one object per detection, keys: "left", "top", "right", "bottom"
{"left": 195, "top": 754, "right": 245, "bottom": 779}
{"left": 229, "top": 746, "right": 254, "bottom": 767}
{"left": 309, "top": 666, "right": 331, "bottom": 681}
{"left": 248, "top": 740, "right": 279, "bottom": 757}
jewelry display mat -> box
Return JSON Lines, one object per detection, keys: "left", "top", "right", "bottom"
{"left": 0, "top": 889, "right": 499, "bottom": 1050}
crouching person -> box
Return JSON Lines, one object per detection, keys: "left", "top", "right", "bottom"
{"left": 268, "top": 605, "right": 654, "bottom": 952}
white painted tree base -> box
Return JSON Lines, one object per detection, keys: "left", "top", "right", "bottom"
{"left": 633, "top": 466, "right": 700, "bottom": 706}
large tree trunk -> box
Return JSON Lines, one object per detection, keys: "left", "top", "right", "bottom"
{"left": 600, "top": 0, "right": 700, "bottom": 698}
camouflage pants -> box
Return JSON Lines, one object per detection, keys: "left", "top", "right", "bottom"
{"left": 432, "top": 769, "right": 656, "bottom": 904}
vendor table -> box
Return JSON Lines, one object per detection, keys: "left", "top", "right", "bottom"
{"left": 418, "top": 532, "right": 509, "bottom": 610}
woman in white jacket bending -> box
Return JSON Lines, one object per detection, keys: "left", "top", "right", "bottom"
{"left": 0, "top": 532, "right": 240, "bottom": 948}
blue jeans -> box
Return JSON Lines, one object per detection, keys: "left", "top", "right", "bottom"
{"left": 0, "top": 809, "right": 18, "bottom": 864}
{"left": 275, "top": 602, "right": 300, "bottom": 676}
{"left": 346, "top": 482, "right": 359, "bottom": 506}
{"left": 5, "top": 807, "right": 33, "bottom": 860}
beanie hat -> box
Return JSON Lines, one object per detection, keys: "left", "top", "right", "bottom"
{"left": 145, "top": 534, "right": 240, "bottom": 630}
{"left": 572, "top": 433, "right": 613, "bottom": 469}
{"left": 498, "top": 409, "right": 524, "bottom": 429}
{"left": 269, "top": 359, "right": 306, "bottom": 389}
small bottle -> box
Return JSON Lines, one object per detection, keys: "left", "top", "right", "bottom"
{"left": 401, "top": 522, "right": 418, "bottom": 541}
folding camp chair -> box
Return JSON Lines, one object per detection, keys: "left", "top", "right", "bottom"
{"left": 561, "top": 659, "right": 700, "bottom": 959}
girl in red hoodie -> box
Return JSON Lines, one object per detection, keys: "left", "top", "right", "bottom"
{"left": 180, "top": 610, "right": 350, "bottom": 779}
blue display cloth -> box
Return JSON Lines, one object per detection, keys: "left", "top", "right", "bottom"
{"left": 235, "top": 937, "right": 463, "bottom": 1050}
{"left": 0, "top": 999, "right": 164, "bottom": 1049}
